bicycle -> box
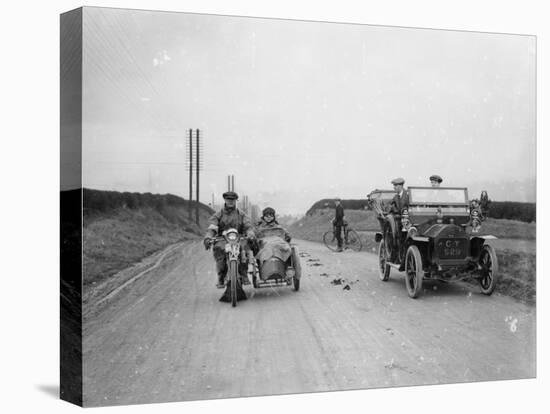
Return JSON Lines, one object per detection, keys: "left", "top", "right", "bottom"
{"left": 323, "top": 223, "right": 362, "bottom": 252}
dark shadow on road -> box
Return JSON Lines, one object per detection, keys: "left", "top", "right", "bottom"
{"left": 244, "top": 286, "right": 297, "bottom": 302}
{"left": 36, "top": 384, "right": 59, "bottom": 399}
{"left": 377, "top": 274, "right": 481, "bottom": 299}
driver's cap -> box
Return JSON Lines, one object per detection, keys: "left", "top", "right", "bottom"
{"left": 222, "top": 191, "right": 239, "bottom": 200}
{"left": 391, "top": 177, "right": 405, "bottom": 185}
{"left": 429, "top": 174, "right": 443, "bottom": 183}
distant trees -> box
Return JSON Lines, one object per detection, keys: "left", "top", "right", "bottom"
{"left": 83, "top": 188, "right": 214, "bottom": 217}
{"left": 488, "top": 201, "right": 536, "bottom": 223}
{"left": 305, "top": 199, "right": 368, "bottom": 216}
{"left": 305, "top": 198, "right": 535, "bottom": 223}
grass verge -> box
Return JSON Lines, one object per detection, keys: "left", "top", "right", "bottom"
{"left": 83, "top": 206, "right": 206, "bottom": 287}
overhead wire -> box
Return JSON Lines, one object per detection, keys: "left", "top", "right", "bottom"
{"left": 84, "top": 14, "right": 169, "bottom": 132}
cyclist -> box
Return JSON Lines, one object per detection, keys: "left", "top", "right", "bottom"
{"left": 332, "top": 198, "right": 345, "bottom": 252}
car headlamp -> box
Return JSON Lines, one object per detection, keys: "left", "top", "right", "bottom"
{"left": 407, "top": 226, "right": 418, "bottom": 238}
{"left": 401, "top": 208, "right": 411, "bottom": 231}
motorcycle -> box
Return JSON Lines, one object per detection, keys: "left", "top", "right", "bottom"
{"left": 208, "top": 228, "right": 254, "bottom": 307}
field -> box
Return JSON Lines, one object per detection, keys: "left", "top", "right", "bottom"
{"left": 288, "top": 209, "right": 536, "bottom": 304}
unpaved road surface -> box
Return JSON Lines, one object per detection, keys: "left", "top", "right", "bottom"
{"left": 83, "top": 239, "right": 536, "bottom": 406}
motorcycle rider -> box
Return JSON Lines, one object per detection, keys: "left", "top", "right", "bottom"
{"left": 203, "top": 191, "right": 255, "bottom": 288}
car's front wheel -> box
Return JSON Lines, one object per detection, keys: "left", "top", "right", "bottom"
{"left": 405, "top": 245, "right": 423, "bottom": 298}
{"left": 378, "top": 240, "right": 391, "bottom": 281}
{"left": 479, "top": 244, "right": 498, "bottom": 295}
{"left": 383, "top": 216, "right": 398, "bottom": 262}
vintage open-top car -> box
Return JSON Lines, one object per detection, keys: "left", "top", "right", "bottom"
{"left": 367, "top": 186, "right": 497, "bottom": 298}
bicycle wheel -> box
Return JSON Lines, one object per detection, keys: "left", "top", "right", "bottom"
{"left": 323, "top": 231, "right": 339, "bottom": 252}
{"left": 345, "top": 229, "right": 363, "bottom": 252}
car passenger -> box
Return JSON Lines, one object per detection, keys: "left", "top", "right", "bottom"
{"left": 430, "top": 174, "right": 443, "bottom": 187}
{"left": 254, "top": 207, "right": 293, "bottom": 271}
{"left": 255, "top": 207, "right": 291, "bottom": 242}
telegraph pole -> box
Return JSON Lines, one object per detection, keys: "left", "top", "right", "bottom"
{"left": 188, "top": 129, "right": 193, "bottom": 222}
{"left": 195, "top": 129, "right": 200, "bottom": 225}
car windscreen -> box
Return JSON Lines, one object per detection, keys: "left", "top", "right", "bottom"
{"left": 408, "top": 188, "right": 468, "bottom": 205}
{"left": 369, "top": 190, "right": 395, "bottom": 201}
{"left": 368, "top": 190, "right": 395, "bottom": 214}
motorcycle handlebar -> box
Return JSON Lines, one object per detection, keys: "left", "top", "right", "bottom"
{"left": 207, "top": 234, "right": 255, "bottom": 246}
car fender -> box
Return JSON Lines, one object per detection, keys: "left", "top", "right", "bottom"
{"left": 411, "top": 236, "right": 430, "bottom": 243}
{"left": 470, "top": 235, "right": 498, "bottom": 241}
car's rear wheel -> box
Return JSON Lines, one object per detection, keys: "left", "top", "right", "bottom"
{"left": 479, "top": 244, "right": 498, "bottom": 295}
{"left": 384, "top": 215, "right": 398, "bottom": 262}
{"left": 378, "top": 240, "right": 391, "bottom": 281}
{"left": 405, "top": 245, "right": 423, "bottom": 298}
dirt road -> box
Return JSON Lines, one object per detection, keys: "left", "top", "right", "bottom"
{"left": 83, "top": 239, "right": 536, "bottom": 406}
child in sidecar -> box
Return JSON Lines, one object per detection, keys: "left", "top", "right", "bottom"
{"left": 252, "top": 207, "right": 301, "bottom": 291}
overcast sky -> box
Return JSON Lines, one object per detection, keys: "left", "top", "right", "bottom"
{"left": 80, "top": 7, "right": 535, "bottom": 214}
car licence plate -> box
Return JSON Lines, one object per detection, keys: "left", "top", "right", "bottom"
{"left": 437, "top": 238, "right": 467, "bottom": 259}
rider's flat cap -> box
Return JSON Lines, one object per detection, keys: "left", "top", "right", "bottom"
{"left": 429, "top": 174, "right": 443, "bottom": 183}
{"left": 222, "top": 191, "right": 239, "bottom": 200}
{"left": 391, "top": 177, "right": 405, "bottom": 185}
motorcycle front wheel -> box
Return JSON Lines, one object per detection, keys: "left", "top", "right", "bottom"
{"left": 229, "top": 260, "right": 238, "bottom": 307}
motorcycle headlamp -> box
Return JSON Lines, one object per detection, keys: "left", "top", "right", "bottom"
{"left": 225, "top": 231, "right": 238, "bottom": 242}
